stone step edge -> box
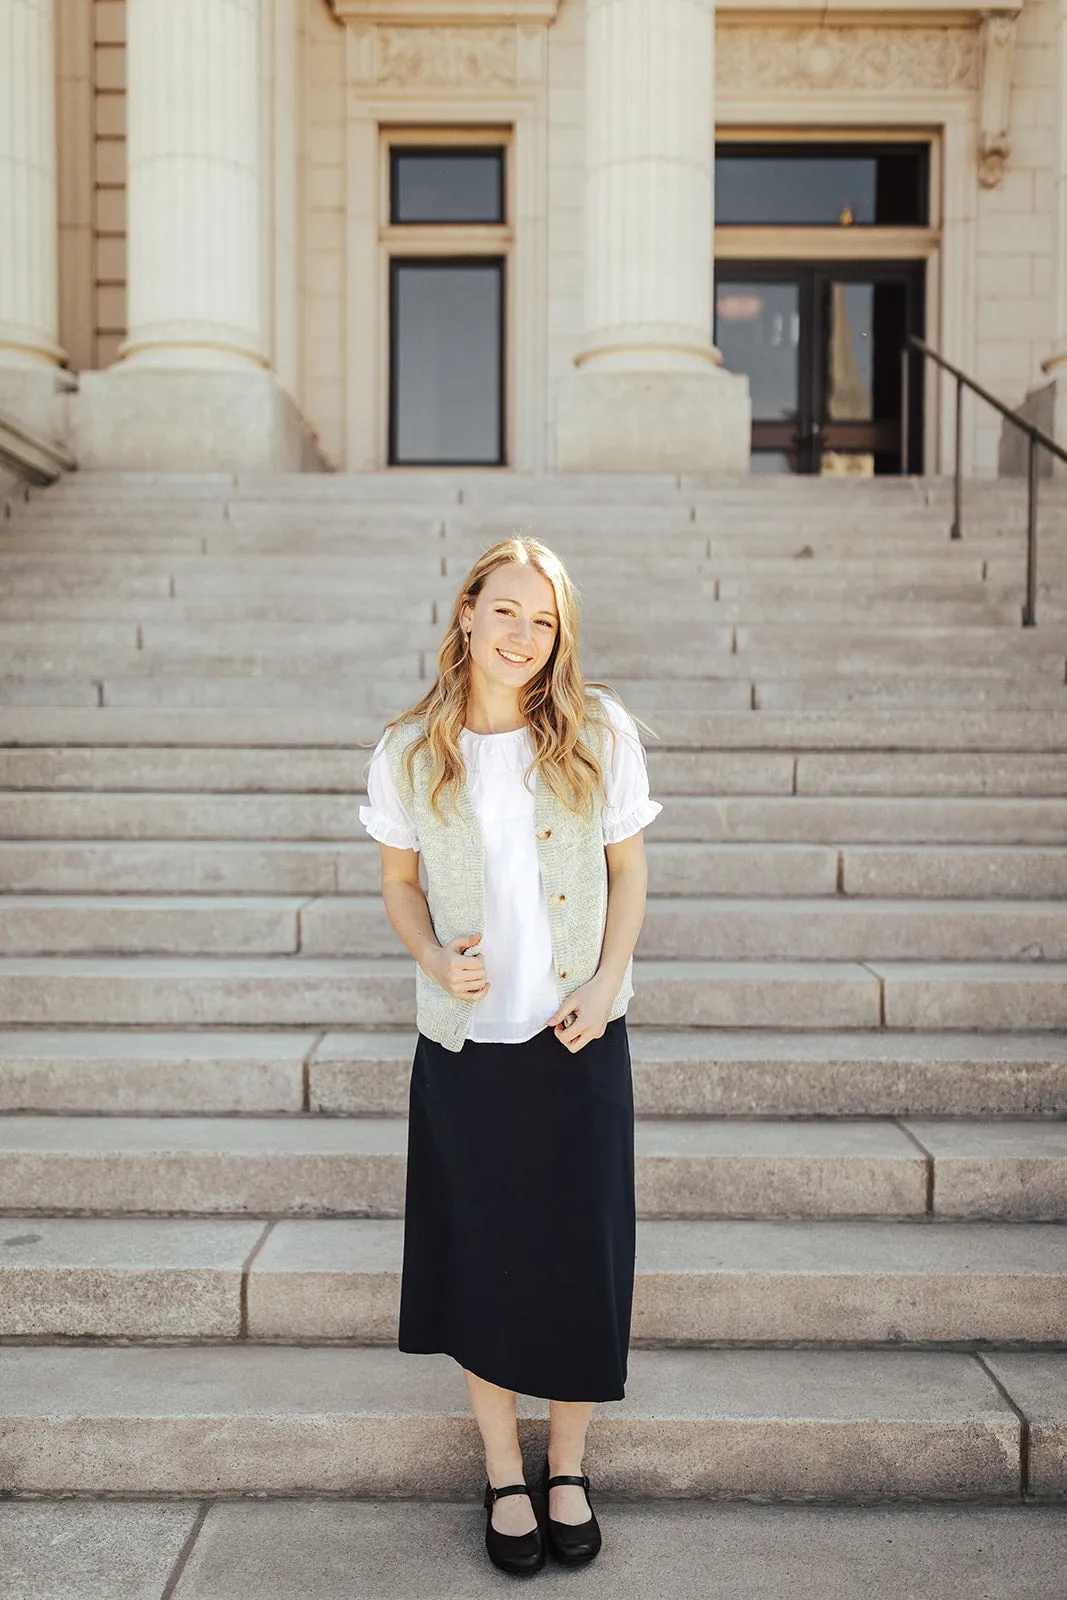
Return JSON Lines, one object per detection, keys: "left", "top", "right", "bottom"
{"left": 4, "top": 1213, "right": 1067, "bottom": 1347}
{"left": 4, "top": 708, "right": 1066, "bottom": 751}
{"left": 0, "top": 1344, "right": 1052, "bottom": 1498}
{"left": 5, "top": 1027, "right": 1064, "bottom": 1119}
{"left": 3, "top": 1027, "right": 1064, "bottom": 1057}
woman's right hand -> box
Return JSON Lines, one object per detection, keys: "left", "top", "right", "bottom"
{"left": 423, "top": 933, "right": 489, "bottom": 1000}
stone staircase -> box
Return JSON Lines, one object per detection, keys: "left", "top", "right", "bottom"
{"left": 1, "top": 470, "right": 1066, "bottom": 1507}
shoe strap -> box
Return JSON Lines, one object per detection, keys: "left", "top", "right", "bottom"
{"left": 547, "top": 1473, "right": 590, "bottom": 1490}
{"left": 484, "top": 1482, "right": 532, "bottom": 1508}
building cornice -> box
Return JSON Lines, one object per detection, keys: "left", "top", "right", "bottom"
{"left": 717, "top": 0, "right": 1020, "bottom": 18}
{"left": 329, "top": 1, "right": 561, "bottom": 23}
{"left": 329, "top": 0, "right": 1019, "bottom": 20}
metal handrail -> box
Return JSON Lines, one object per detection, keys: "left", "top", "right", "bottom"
{"left": 901, "top": 335, "right": 1067, "bottom": 626}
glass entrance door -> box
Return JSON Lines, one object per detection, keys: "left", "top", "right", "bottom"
{"left": 714, "top": 261, "right": 925, "bottom": 474}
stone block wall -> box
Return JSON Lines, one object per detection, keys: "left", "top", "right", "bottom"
{"left": 92, "top": 0, "right": 127, "bottom": 371}
{"left": 974, "top": 0, "right": 1060, "bottom": 473}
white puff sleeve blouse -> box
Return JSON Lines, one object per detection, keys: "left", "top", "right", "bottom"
{"left": 359, "top": 692, "right": 661, "bottom": 1044}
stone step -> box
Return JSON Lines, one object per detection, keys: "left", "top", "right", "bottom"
{"left": 0, "top": 896, "right": 309, "bottom": 956}
{"left": 4, "top": 840, "right": 1061, "bottom": 899}
{"left": 10, "top": 519, "right": 1047, "bottom": 570}
{"left": 300, "top": 895, "right": 1067, "bottom": 963}
{"left": 5, "top": 532, "right": 1019, "bottom": 580}
{"left": 839, "top": 845, "right": 1067, "bottom": 898}
{"left": 5, "top": 616, "right": 1054, "bottom": 661}
{"left": 4, "top": 706, "right": 1063, "bottom": 751}
{"left": 8, "top": 674, "right": 1064, "bottom": 714}
{"left": 4, "top": 790, "right": 1065, "bottom": 843}
{"left": 0, "top": 840, "right": 833, "bottom": 896}
{"left": 1, "top": 956, "right": 1064, "bottom": 1029}
{"left": 6, "top": 518, "right": 1035, "bottom": 562}
{"left": 0, "top": 580, "right": 1024, "bottom": 627}
{"left": 756, "top": 680, "right": 1067, "bottom": 711}
{"left": 733, "top": 622, "right": 1067, "bottom": 656}
{"left": 650, "top": 797, "right": 1067, "bottom": 844}
{"left": 3, "top": 1215, "right": 1065, "bottom": 1344}
{"left": 3, "top": 553, "right": 1022, "bottom": 603}
{"left": 2, "top": 745, "right": 1064, "bottom": 797}
{"left": 0, "top": 596, "right": 440, "bottom": 625}
{"left": 10, "top": 896, "right": 1067, "bottom": 953}
{"left": 2, "top": 1113, "right": 1065, "bottom": 1220}
{"left": 0, "top": 1030, "right": 314, "bottom": 1114}
{"left": 0, "top": 1343, "right": 1054, "bottom": 1497}
{"left": 4, "top": 1029, "right": 1065, "bottom": 1119}
{"left": 308, "top": 1029, "right": 1067, "bottom": 1119}
{"left": 6, "top": 892, "right": 1067, "bottom": 961}
{"left": 0, "top": 679, "right": 98, "bottom": 706}
{"left": 788, "top": 752, "right": 1067, "bottom": 797}
{"left": 8, "top": 645, "right": 1063, "bottom": 687}
{"left": 0, "top": 649, "right": 429, "bottom": 681}
{"left": 13, "top": 481, "right": 1033, "bottom": 511}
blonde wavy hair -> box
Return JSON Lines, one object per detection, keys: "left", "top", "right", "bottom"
{"left": 384, "top": 536, "right": 619, "bottom": 820}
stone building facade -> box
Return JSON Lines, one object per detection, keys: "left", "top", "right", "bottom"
{"left": 2, "top": 0, "right": 1066, "bottom": 477}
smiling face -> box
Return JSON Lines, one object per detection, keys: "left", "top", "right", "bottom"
{"left": 461, "top": 561, "right": 560, "bottom": 696}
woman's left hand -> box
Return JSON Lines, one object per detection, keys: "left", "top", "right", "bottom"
{"left": 547, "top": 975, "right": 614, "bottom": 1053}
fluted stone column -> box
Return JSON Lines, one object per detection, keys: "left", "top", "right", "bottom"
{"left": 77, "top": 0, "right": 320, "bottom": 469}
{"left": 1040, "top": 0, "right": 1067, "bottom": 469}
{"left": 556, "top": 0, "right": 749, "bottom": 473}
{"left": 0, "top": 0, "right": 66, "bottom": 435}
{"left": 122, "top": 0, "right": 263, "bottom": 369}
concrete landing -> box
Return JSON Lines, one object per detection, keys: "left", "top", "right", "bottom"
{"left": 2, "top": 1499, "right": 1066, "bottom": 1599}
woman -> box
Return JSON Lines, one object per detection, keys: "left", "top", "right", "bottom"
{"left": 360, "top": 536, "right": 661, "bottom": 1575}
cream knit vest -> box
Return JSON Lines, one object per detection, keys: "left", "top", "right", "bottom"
{"left": 385, "top": 717, "right": 634, "bottom": 1052}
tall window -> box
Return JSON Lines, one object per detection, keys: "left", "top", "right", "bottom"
{"left": 385, "top": 139, "right": 509, "bottom": 467}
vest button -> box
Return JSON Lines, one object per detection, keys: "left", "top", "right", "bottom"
{"left": 556, "top": 893, "right": 566, "bottom": 903}
{"left": 559, "top": 969, "right": 568, "bottom": 979}
{"left": 537, "top": 827, "right": 552, "bottom": 840}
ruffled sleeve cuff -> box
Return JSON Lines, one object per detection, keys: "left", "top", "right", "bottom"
{"left": 358, "top": 803, "right": 420, "bottom": 852}
{"left": 602, "top": 797, "right": 663, "bottom": 845}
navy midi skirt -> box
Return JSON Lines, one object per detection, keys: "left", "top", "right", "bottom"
{"left": 397, "top": 1015, "right": 636, "bottom": 1402}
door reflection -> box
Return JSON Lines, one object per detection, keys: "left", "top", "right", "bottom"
{"left": 715, "top": 282, "right": 800, "bottom": 423}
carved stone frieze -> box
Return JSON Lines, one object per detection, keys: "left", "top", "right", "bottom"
{"left": 375, "top": 25, "right": 517, "bottom": 88}
{"left": 716, "top": 26, "right": 980, "bottom": 94}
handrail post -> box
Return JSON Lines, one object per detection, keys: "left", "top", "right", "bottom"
{"left": 903, "top": 336, "right": 1067, "bottom": 620}
{"left": 1024, "top": 433, "right": 1039, "bottom": 627}
{"left": 951, "top": 373, "right": 963, "bottom": 539}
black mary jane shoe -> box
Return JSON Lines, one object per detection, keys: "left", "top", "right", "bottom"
{"left": 483, "top": 1481, "right": 546, "bottom": 1576}
{"left": 539, "top": 1458, "right": 602, "bottom": 1565}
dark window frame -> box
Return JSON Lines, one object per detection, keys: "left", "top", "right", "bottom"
{"left": 389, "top": 145, "right": 507, "bottom": 226}
{"left": 714, "top": 140, "right": 931, "bottom": 228}
{"left": 388, "top": 254, "right": 507, "bottom": 468}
